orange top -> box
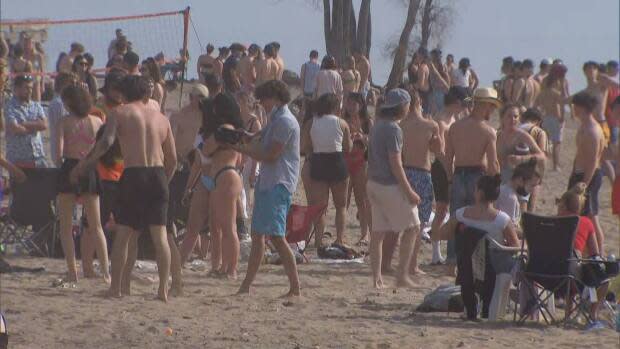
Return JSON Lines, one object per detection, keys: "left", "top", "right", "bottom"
{"left": 97, "top": 161, "right": 124, "bottom": 182}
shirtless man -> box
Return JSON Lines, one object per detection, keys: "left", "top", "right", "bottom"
{"left": 123, "top": 51, "right": 140, "bottom": 76}
{"left": 410, "top": 49, "right": 431, "bottom": 112}
{"left": 213, "top": 47, "right": 229, "bottom": 80}
{"left": 445, "top": 87, "right": 501, "bottom": 262}
{"left": 498, "top": 57, "right": 514, "bottom": 103}
{"left": 512, "top": 59, "right": 539, "bottom": 110}
{"left": 568, "top": 92, "right": 607, "bottom": 254}
{"left": 255, "top": 44, "right": 279, "bottom": 86}
{"left": 534, "top": 58, "right": 552, "bottom": 84}
{"left": 400, "top": 88, "right": 442, "bottom": 274}
{"left": 238, "top": 44, "right": 259, "bottom": 89}
{"left": 270, "top": 42, "right": 285, "bottom": 80}
{"left": 196, "top": 43, "right": 216, "bottom": 84}
{"left": 58, "top": 42, "right": 84, "bottom": 73}
{"left": 71, "top": 75, "right": 178, "bottom": 301}
{"left": 429, "top": 86, "right": 470, "bottom": 264}
{"left": 536, "top": 63, "right": 567, "bottom": 171}
{"left": 581, "top": 61, "right": 620, "bottom": 124}
{"left": 353, "top": 49, "right": 371, "bottom": 99}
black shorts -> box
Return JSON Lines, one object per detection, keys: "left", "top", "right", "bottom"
{"left": 568, "top": 169, "right": 602, "bottom": 216}
{"left": 117, "top": 167, "right": 169, "bottom": 231}
{"left": 310, "top": 152, "right": 348, "bottom": 183}
{"left": 167, "top": 169, "right": 190, "bottom": 231}
{"left": 431, "top": 159, "right": 449, "bottom": 203}
{"left": 100, "top": 180, "right": 120, "bottom": 227}
{"left": 57, "top": 158, "right": 101, "bottom": 195}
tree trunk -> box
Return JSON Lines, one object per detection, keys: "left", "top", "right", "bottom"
{"left": 342, "top": 0, "right": 353, "bottom": 61}
{"left": 332, "top": 0, "right": 345, "bottom": 62}
{"left": 386, "top": 0, "right": 422, "bottom": 90}
{"left": 356, "top": 0, "right": 371, "bottom": 56}
{"left": 323, "top": 0, "right": 334, "bottom": 56}
{"left": 419, "top": 0, "right": 433, "bottom": 50}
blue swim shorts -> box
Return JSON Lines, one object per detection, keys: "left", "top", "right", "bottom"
{"left": 251, "top": 184, "right": 292, "bottom": 237}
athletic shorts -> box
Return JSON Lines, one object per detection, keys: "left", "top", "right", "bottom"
{"left": 367, "top": 180, "right": 420, "bottom": 233}
{"left": 568, "top": 169, "right": 602, "bottom": 216}
{"left": 251, "top": 184, "right": 292, "bottom": 237}
{"left": 117, "top": 167, "right": 169, "bottom": 231}
{"left": 542, "top": 116, "right": 564, "bottom": 143}
{"left": 613, "top": 176, "right": 620, "bottom": 215}
{"left": 404, "top": 166, "right": 434, "bottom": 224}
{"left": 431, "top": 159, "right": 450, "bottom": 203}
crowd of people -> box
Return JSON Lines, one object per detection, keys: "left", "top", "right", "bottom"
{"left": 0, "top": 30, "right": 619, "bottom": 326}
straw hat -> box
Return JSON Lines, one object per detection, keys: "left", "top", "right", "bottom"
{"left": 472, "top": 87, "right": 501, "bottom": 108}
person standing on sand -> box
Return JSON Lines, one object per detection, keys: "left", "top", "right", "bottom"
{"left": 197, "top": 43, "right": 216, "bottom": 84}
{"left": 71, "top": 75, "right": 178, "bottom": 301}
{"left": 534, "top": 58, "right": 552, "bottom": 84}
{"left": 366, "top": 88, "right": 420, "bottom": 289}
{"left": 234, "top": 80, "right": 301, "bottom": 297}
{"left": 536, "top": 63, "right": 567, "bottom": 171}
{"left": 444, "top": 87, "right": 501, "bottom": 262}
{"left": 400, "top": 87, "right": 441, "bottom": 274}
{"left": 214, "top": 47, "right": 229, "bottom": 81}
{"left": 238, "top": 44, "right": 259, "bottom": 91}
{"left": 314, "top": 55, "right": 343, "bottom": 102}
{"left": 567, "top": 92, "right": 607, "bottom": 255}
{"left": 512, "top": 59, "right": 539, "bottom": 110}
{"left": 353, "top": 49, "right": 371, "bottom": 100}
{"left": 270, "top": 42, "right": 285, "bottom": 81}
{"left": 255, "top": 44, "right": 279, "bottom": 87}
{"left": 429, "top": 86, "right": 470, "bottom": 265}
{"left": 300, "top": 50, "right": 320, "bottom": 99}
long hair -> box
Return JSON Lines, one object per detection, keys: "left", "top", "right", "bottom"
{"left": 344, "top": 92, "right": 371, "bottom": 134}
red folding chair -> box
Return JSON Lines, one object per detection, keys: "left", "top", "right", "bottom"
{"left": 285, "top": 203, "right": 327, "bottom": 260}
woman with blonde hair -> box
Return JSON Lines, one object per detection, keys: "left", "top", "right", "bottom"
{"left": 341, "top": 55, "right": 360, "bottom": 94}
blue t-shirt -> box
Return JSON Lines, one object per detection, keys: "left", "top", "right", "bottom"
{"left": 302, "top": 61, "right": 320, "bottom": 95}
{"left": 4, "top": 96, "right": 47, "bottom": 164}
{"left": 367, "top": 118, "right": 402, "bottom": 185}
{"left": 256, "top": 105, "right": 300, "bottom": 193}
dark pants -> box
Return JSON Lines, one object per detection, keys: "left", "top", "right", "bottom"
{"left": 448, "top": 167, "right": 484, "bottom": 260}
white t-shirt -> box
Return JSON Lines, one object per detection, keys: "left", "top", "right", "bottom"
{"left": 495, "top": 184, "right": 520, "bottom": 225}
{"left": 451, "top": 68, "right": 471, "bottom": 88}
{"left": 455, "top": 207, "right": 511, "bottom": 249}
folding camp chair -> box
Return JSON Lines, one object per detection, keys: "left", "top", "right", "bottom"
{"left": 0, "top": 168, "right": 60, "bottom": 257}
{"left": 454, "top": 223, "right": 496, "bottom": 320}
{"left": 513, "top": 213, "right": 586, "bottom": 325}
{"left": 284, "top": 203, "right": 327, "bottom": 260}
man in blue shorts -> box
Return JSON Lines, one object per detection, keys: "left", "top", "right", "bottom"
{"left": 234, "top": 80, "right": 301, "bottom": 297}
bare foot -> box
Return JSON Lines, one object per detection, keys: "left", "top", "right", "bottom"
{"left": 226, "top": 271, "right": 238, "bottom": 280}
{"left": 156, "top": 287, "right": 168, "bottom": 303}
{"left": 373, "top": 279, "right": 385, "bottom": 289}
{"left": 105, "top": 287, "right": 122, "bottom": 299}
{"left": 396, "top": 277, "right": 416, "bottom": 288}
{"left": 280, "top": 288, "right": 301, "bottom": 298}
{"left": 169, "top": 284, "right": 184, "bottom": 297}
{"left": 83, "top": 270, "right": 97, "bottom": 278}
{"left": 102, "top": 274, "right": 111, "bottom": 284}
{"left": 409, "top": 267, "right": 426, "bottom": 276}
{"left": 237, "top": 284, "right": 251, "bottom": 295}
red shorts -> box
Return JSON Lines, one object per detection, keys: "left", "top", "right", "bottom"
{"left": 612, "top": 176, "right": 620, "bottom": 215}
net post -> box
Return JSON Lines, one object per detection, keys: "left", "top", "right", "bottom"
{"left": 178, "top": 6, "right": 190, "bottom": 109}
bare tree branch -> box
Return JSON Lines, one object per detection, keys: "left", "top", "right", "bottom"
{"left": 386, "top": 0, "right": 422, "bottom": 89}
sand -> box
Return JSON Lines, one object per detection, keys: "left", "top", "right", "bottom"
{"left": 1, "top": 94, "right": 619, "bottom": 348}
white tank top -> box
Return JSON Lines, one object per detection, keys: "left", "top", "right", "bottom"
{"left": 455, "top": 207, "right": 511, "bottom": 249}
{"left": 451, "top": 69, "right": 471, "bottom": 88}
{"left": 310, "top": 114, "right": 343, "bottom": 153}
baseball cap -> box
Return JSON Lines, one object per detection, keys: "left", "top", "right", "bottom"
{"left": 541, "top": 58, "right": 552, "bottom": 66}
{"left": 190, "top": 83, "right": 209, "bottom": 98}
{"left": 380, "top": 88, "right": 411, "bottom": 110}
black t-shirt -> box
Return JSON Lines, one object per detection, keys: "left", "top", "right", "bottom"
{"left": 223, "top": 56, "right": 240, "bottom": 92}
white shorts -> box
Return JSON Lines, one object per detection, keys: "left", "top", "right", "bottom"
{"left": 367, "top": 180, "right": 420, "bottom": 233}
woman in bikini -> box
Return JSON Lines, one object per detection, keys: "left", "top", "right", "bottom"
{"left": 201, "top": 93, "right": 244, "bottom": 279}
{"left": 496, "top": 104, "right": 546, "bottom": 185}
{"left": 55, "top": 85, "right": 110, "bottom": 283}
{"left": 341, "top": 56, "right": 360, "bottom": 94}
{"left": 343, "top": 92, "right": 373, "bottom": 245}
{"left": 142, "top": 58, "right": 167, "bottom": 112}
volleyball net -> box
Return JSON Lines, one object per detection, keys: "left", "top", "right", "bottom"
{"left": 0, "top": 7, "right": 190, "bottom": 79}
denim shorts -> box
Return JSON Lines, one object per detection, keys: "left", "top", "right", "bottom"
{"left": 251, "top": 184, "right": 292, "bottom": 237}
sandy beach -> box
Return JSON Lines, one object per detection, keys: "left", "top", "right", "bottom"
{"left": 1, "top": 94, "right": 619, "bottom": 348}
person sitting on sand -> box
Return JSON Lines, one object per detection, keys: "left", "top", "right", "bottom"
{"left": 234, "top": 80, "right": 301, "bottom": 297}
{"left": 302, "top": 93, "right": 352, "bottom": 248}
{"left": 435, "top": 175, "right": 520, "bottom": 320}
{"left": 366, "top": 88, "right": 420, "bottom": 289}
{"left": 495, "top": 159, "right": 541, "bottom": 227}
{"left": 55, "top": 85, "right": 110, "bottom": 283}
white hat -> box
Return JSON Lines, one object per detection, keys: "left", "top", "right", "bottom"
{"left": 472, "top": 87, "right": 501, "bottom": 108}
